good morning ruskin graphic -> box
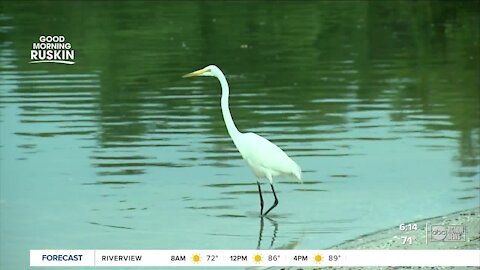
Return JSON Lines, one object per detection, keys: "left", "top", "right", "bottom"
{"left": 30, "top": 35, "right": 75, "bottom": 65}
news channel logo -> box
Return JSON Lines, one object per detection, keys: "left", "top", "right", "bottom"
{"left": 430, "top": 225, "right": 466, "bottom": 242}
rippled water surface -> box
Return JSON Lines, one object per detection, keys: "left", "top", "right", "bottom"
{"left": 1, "top": 1, "right": 479, "bottom": 269}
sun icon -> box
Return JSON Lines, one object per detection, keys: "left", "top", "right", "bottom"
{"left": 314, "top": 254, "right": 322, "bottom": 264}
{"left": 192, "top": 253, "right": 201, "bottom": 263}
{"left": 253, "top": 254, "right": 262, "bottom": 263}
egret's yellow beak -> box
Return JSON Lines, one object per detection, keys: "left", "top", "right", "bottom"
{"left": 182, "top": 68, "right": 208, "bottom": 78}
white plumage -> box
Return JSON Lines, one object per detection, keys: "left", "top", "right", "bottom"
{"left": 235, "top": 132, "right": 302, "bottom": 183}
{"left": 183, "top": 65, "right": 302, "bottom": 216}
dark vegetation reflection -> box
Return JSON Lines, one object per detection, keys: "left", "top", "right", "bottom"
{"left": 0, "top": 0, "right": 478, "bottom": 253}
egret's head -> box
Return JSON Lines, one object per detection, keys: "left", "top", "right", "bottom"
{"left": 183, "top": 65, "right": 221, "bottom": 78}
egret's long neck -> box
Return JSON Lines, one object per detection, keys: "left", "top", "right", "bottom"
{"left": 217, "top": 72, "right": 241, "bottom": 140}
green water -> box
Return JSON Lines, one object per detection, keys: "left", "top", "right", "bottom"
{"left": 1, "top": 1, "right": 479, "bottom": 269}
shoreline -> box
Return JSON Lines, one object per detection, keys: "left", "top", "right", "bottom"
{"left": 329, "top": 207, "right": 479, "bottom": 250}
{"left": 282, "top": 207, "right": 479, "bottom": 270}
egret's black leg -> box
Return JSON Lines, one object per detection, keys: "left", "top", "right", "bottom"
{"left": 257, "top": 181, "right": 264, "bottom": 216}
{"left": 263, "top": 184, "right": 278, "bottom": 216}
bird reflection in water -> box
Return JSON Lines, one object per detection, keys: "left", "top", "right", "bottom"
{"left": 257, "top": 216, "right": 279, "bottom": 250}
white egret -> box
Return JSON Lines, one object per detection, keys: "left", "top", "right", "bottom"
{"left": 183, "top": 65, "right": 301, "bottom": 216}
